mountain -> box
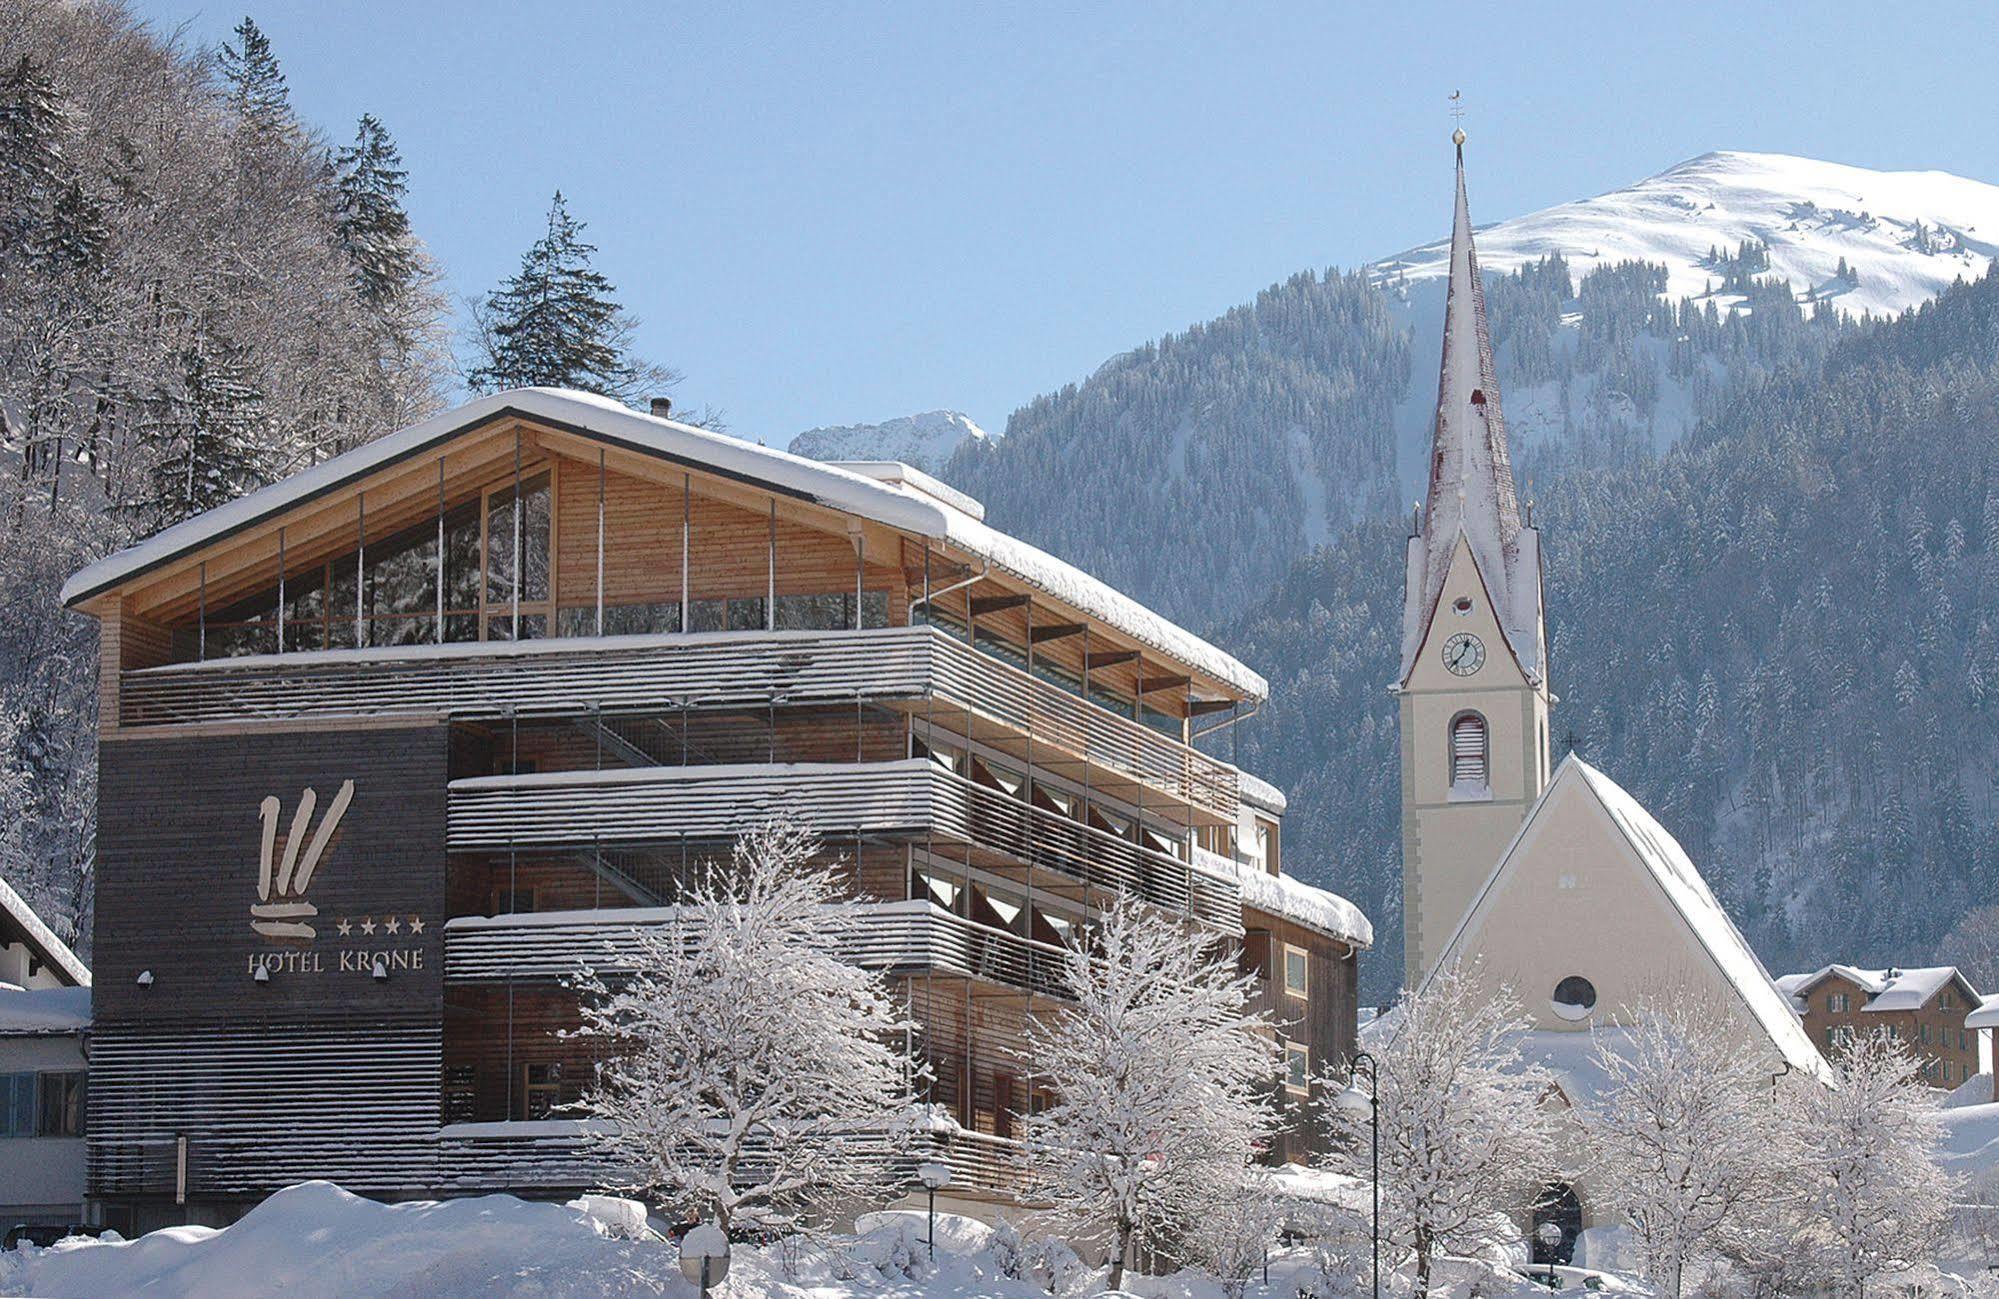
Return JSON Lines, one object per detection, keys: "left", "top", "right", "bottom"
{"left": 1223, "top": 264, "right": 1999, "bottom": 1001}
{"left": 787, "top": 410, "right": 995, "bottom": 475}
{"left": 940, "top": 151, "right": 1999, "bottom": 629}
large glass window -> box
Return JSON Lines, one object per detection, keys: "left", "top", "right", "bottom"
{"left": 483, "top": 470, "right": 552, "bottom": 640}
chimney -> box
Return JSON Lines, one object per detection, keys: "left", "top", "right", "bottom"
{"left": 649, "top": 396, "right": 673, "bottom": 419}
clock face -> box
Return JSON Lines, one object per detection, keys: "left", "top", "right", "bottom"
{"left": 1442, "top": 631, "right": 1485, "bottom": 676}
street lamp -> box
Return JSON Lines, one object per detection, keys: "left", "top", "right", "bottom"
{"left": 917, "top": 1160, "right": 953, "bottom": 1260}
{"left": 1535, "top": 1221, "right": 1562, "bottom": 1292}
{"left": 1333, "top": 1050, "right": 1380, "bottom": 1299}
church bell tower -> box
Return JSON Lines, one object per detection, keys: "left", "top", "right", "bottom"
{"left": 1397, "top": 130, "right": 1552, "bottom": 988}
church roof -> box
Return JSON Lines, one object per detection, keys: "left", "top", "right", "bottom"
{"left": 1426, "top": 753, "right": 1833, "bottom": 1085}
{"left": 1399, "top": 136, "right": 1545, "bottom": 687}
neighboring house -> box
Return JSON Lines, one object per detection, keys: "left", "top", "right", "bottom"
{"left": 1775, "top": 965, "right": 1986, "bottom": 1090}
{"left": 1969, "top": 995, "right": 1999, "bottom": 1102}
{"left": 1396, "top": 134, "right": 1833, "bottom": 1269}
{"left": 64, "top": 386, "right": 1369, "bottom": 1232}
{"left": 0, "top": 877, "right": 91, "bottom": 1231}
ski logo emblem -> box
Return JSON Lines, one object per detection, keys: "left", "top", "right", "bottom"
{"left": 252, "top": 780, "right": 355, "bottom": 940}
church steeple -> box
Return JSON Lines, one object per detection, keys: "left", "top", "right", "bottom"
{"left": 1398, "top": 130, "right": 1543, "bottom": 689}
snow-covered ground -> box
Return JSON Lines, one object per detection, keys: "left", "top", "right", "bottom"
{"left": 787, "top": 411, "right": 995, "bottom": 475}
{"left": 0, "top": 1181, "right": 1643, "bottom": 1299}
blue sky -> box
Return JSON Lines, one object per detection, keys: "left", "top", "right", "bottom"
{"left": 130, "top": 1, "right": 1999, "bottom": 440}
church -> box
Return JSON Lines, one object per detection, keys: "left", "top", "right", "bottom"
{"left": 1390, "top": 132, "right": 1834, "bottom": 1261}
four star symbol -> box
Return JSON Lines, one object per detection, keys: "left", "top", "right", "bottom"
{"left": 331, "top": 916, "right": 428, "bottom": 941}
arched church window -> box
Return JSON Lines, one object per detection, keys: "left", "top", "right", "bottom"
{"left": 1552, "top": 976, "right": 1597, "bottom": 1021}
{"left": 1449, "top": 712, "right": 1488, "bottom": 787}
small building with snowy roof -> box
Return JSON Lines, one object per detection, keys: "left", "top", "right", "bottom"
{"left": 0, "top": 878, "right": 90, "bottom": 1231}
{"left": 1776, "top": 964, "right": 1984, "bottom": 1091}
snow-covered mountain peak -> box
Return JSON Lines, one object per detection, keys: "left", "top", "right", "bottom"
{"left": 1373, "top": 150, "right": 1999, "bottom": 319}
{"left": 786, "top": 410, "right": 995, "bottom": 475}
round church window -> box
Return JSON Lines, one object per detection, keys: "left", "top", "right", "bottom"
{"left": 1453, "top": 595, "right": 1474, "bottom": 615}
{"left": 1551, "top": 976, "right": 1597, "bottom": 1022}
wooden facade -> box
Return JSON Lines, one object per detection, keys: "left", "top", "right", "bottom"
{"left": 71, "top": 395, "right": 1366, "bottom": 1228}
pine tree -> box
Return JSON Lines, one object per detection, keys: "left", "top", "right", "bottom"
{"left": 332, "top": 115, "right": 419, "bottom": 307}
{"left": 467, "top": 190, "right": 679, "bottom": 403}
{"left": 0, "top": 55, "right": 70, "bottom": 253}
{"left": 138, "top": 334, "right": 270, "bottom": 526}
{"left": 217, "top": 17, "right": 294, "bottom": 146}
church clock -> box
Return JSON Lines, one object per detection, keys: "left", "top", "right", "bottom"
{"left": 1442, "top": 632, "right": 1485, "bottom": 676}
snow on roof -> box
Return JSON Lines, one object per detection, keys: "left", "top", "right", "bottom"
{"left": 1237, "top": 770, "right": 1288, "bottom": 815}
{"left": 0, "top": 875, "right": 89, "bottom": 988}
{"left": 0, "top": 984, "right": 90, "bottom": 1034}
{"left": 1196, "top": 848, "right": 1372, "bottom": 948}
{"left": 1967, "top": 995, "right": 1999, "bottom": 1030}
{"left": 1776, "top": 964, "right": 1974, "bottom": 1014}
{"left": 1427, "top": 754, "right": 1831, "bottom": 1083}
{"left": 61, "top": 388, "right": 1266, "bottom": 700}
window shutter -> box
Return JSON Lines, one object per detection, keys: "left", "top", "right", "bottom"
{"left": 1451, "top": 714, "right": 1488, "bottom": 785}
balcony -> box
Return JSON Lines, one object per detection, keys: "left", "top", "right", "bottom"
{"left": 117, "top": 625, "right": 1240, "bottom": 821}
{"left": 446, "top": 759, "right": 1241, "bottom": 931}
{"left": 444, "top": 899, "right": 1073, "bottom": 998}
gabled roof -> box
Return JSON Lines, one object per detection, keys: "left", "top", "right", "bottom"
{"left": 1777, "top": 964, "right": 1980, "bottom": 1015}
{"left": 61, "top": 388, "right": 1266, "bottom": 700}
{"left": 0, "top": 875, "right": 90, "bottom": 988}
{"left": 1399, "top": 136, "right": 1544, "bottom": 687}
{"left": 1426, "top": 753, "right": 1832, "bottom": 1083}
{"left": 1968, "top": 995, "right": 1999, "bottom": 1031}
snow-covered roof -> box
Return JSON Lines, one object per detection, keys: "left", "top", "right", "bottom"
{"left": 0, "top": 984, "right": 90, "bottom": 1035}
{"left": 61, "top": 388, "right": 1266, "bottom": 700}
{"left": 1428, "top": 754, "right": 1832, "bottom": 1083}
{"left": 0, "top": 875, "right": 89, "bottom": 988}
{"left": 1775, "top": 964, "right": 1977, "bottom": 1015}
{"left": 1966, "top": 995, "right": 1999, "bottom": 1031}
{"left": 1195, "top": 847, "right": 1372, "bottom": 948}
{"left": 1237, "top": 770, "right": 1288, "bottom": 815}
{"left": 1398, "top": 140, "right": 1544, "bottom": 688}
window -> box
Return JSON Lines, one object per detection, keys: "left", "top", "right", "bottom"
{"left": 1450, "top": 712, "right": 1489, "bottom": 787}
{"left": 521, "top": 1063, "right": 562, "bottom": 1121}
{"left": 1257, "top": 818, "right": 1281, "bottom": 877}
{"left": 483, "top": 470, "right": 553, "bottom": 641}
{"left": 1941, "top": 990, "right": 1957, "bottom": 1011}
{"left": 37, "top": 1073, "right": 83, "bottom": 1138}
{"left": 0, "top": 1074, "right": 34, "bottom": 1137}
{"left": 1827, "top": 1025, "right": 1855, "bottom": 1049}
{"left": 1284, "top": 1042, "right": 1311, "bottom": 1096}
{"left": 1283, "top": 945, "right": 1310, "bottom": 999}
{"left": 1827, "top": 992, "right": 1850, "bottom": 1013}
{"left": 1551, "top": 975, "right": 1597, "bottom": 1022}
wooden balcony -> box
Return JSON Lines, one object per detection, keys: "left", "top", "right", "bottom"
{"left": 444, "top": 899, "right": 1072, "bottom": 998}
{"left": 116, "top": 625, "right": 1240, "bottom": 821}
{"left": 446, "top": 759, "right": 1242, "bottom": 932}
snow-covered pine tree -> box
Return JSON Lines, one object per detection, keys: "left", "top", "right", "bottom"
{"left": 217, "top": 17, "right": 295, "bottom": 148}
{"left": 1324, "top": 968, "right": 1561, "bottom": 1299}
{"left": 1018, "top": 895, "right": 1276, "bottom": 1291}
{"left": 0, "top": 54, "right": 70, "bottom": 253}
{"left": 135, "top": 333, "right": 270, "bottom": 526}
{"left": 1789, "top": 1033, "right": 1955, "bottom": 1296}
{"left": 1580, "top": 999, "right": 1794, "bottom": 1297}
{"left": 566, "top": 819, "right": 921, "bottom": 1235}
{"left": 467, "top": 190, "right": 680, "bottom": 404}
{"left": 333, "top": 115, "right": 419, "bottom": 308}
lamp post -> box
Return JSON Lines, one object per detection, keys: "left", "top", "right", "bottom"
{"left": 917, "top": 1161, "right": 953, "bottom": 1260}
{"left": 1535, "top": 1220, "right": 1562, "bottom": 1292}
{"left": 1333, "top": 1050, "right": 1380, "bottom": 1299}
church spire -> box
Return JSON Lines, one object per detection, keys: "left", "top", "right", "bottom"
{"left": 1397, "top": 130, "right": 1543, "bottom": 687}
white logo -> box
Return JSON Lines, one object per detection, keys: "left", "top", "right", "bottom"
{"left": 253, "top": 780, "right": 355, "bottom": 941}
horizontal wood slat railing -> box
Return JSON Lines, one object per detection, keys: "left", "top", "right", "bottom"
{"left": 118, "top": 626, "right": 1240, "bottom": 820}
{"left": 444, "top": 900, "right": 1073, "bottom": 998}
{"left": 444, "top": 761, "right": 1242, "bottom": 933}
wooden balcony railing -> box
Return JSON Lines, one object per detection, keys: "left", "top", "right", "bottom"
{"left": 117, "top": 625, "right": 1240, "bottom": 819}
{"left": 444, "top": 899, "right": 1073, "bottom": 998}
{"left": 445, "top": 760, "right": 1242, "bottom": 932}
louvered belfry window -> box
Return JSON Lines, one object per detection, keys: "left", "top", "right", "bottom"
{"left": 1451, "top": 712, "right": 1489, "bottom": 786}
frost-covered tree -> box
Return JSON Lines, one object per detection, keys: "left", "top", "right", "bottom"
{"left": 1326, "top": 969, "right": 1560, "bottom": 1298}
{"left": 567, "top": 819, "right": 921, "bottom": 1234}
{"left": 467, "top": 190, "right": 679, "bottom": 403}
{"left": 133, "top": 333, "right": 270, "bottom": 526}
{"left": 1789, "top": 1033, "right": 1954, "bottom": 1296}
{"left": 1018, "top": 895, "right": 1276, "bottom": 1291}
{"left": 1580, "top": 1001, "right": 1793, "bottom": 1296}
{"left": 0, "top": 54, "right": 68, "bottom": 252}
{"left": 217, "top": 17, "right": 295, "bottom": 148}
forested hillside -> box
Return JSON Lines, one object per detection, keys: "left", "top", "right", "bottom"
{"left": 0, "top": 1, "right": 453, "bottom": 946}
{"left": 1222, "top": 265, "right": 1999, "bottom": 1000}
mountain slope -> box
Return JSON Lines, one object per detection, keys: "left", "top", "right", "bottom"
{"left": 940, "top": 152, "right": 1999, "bottom": 628}
{"left": 787, "top": 411, "right": 994, "bottom": 475}
{"left": 1222, "top": 265, "right": 1999, "bottom": 1000}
